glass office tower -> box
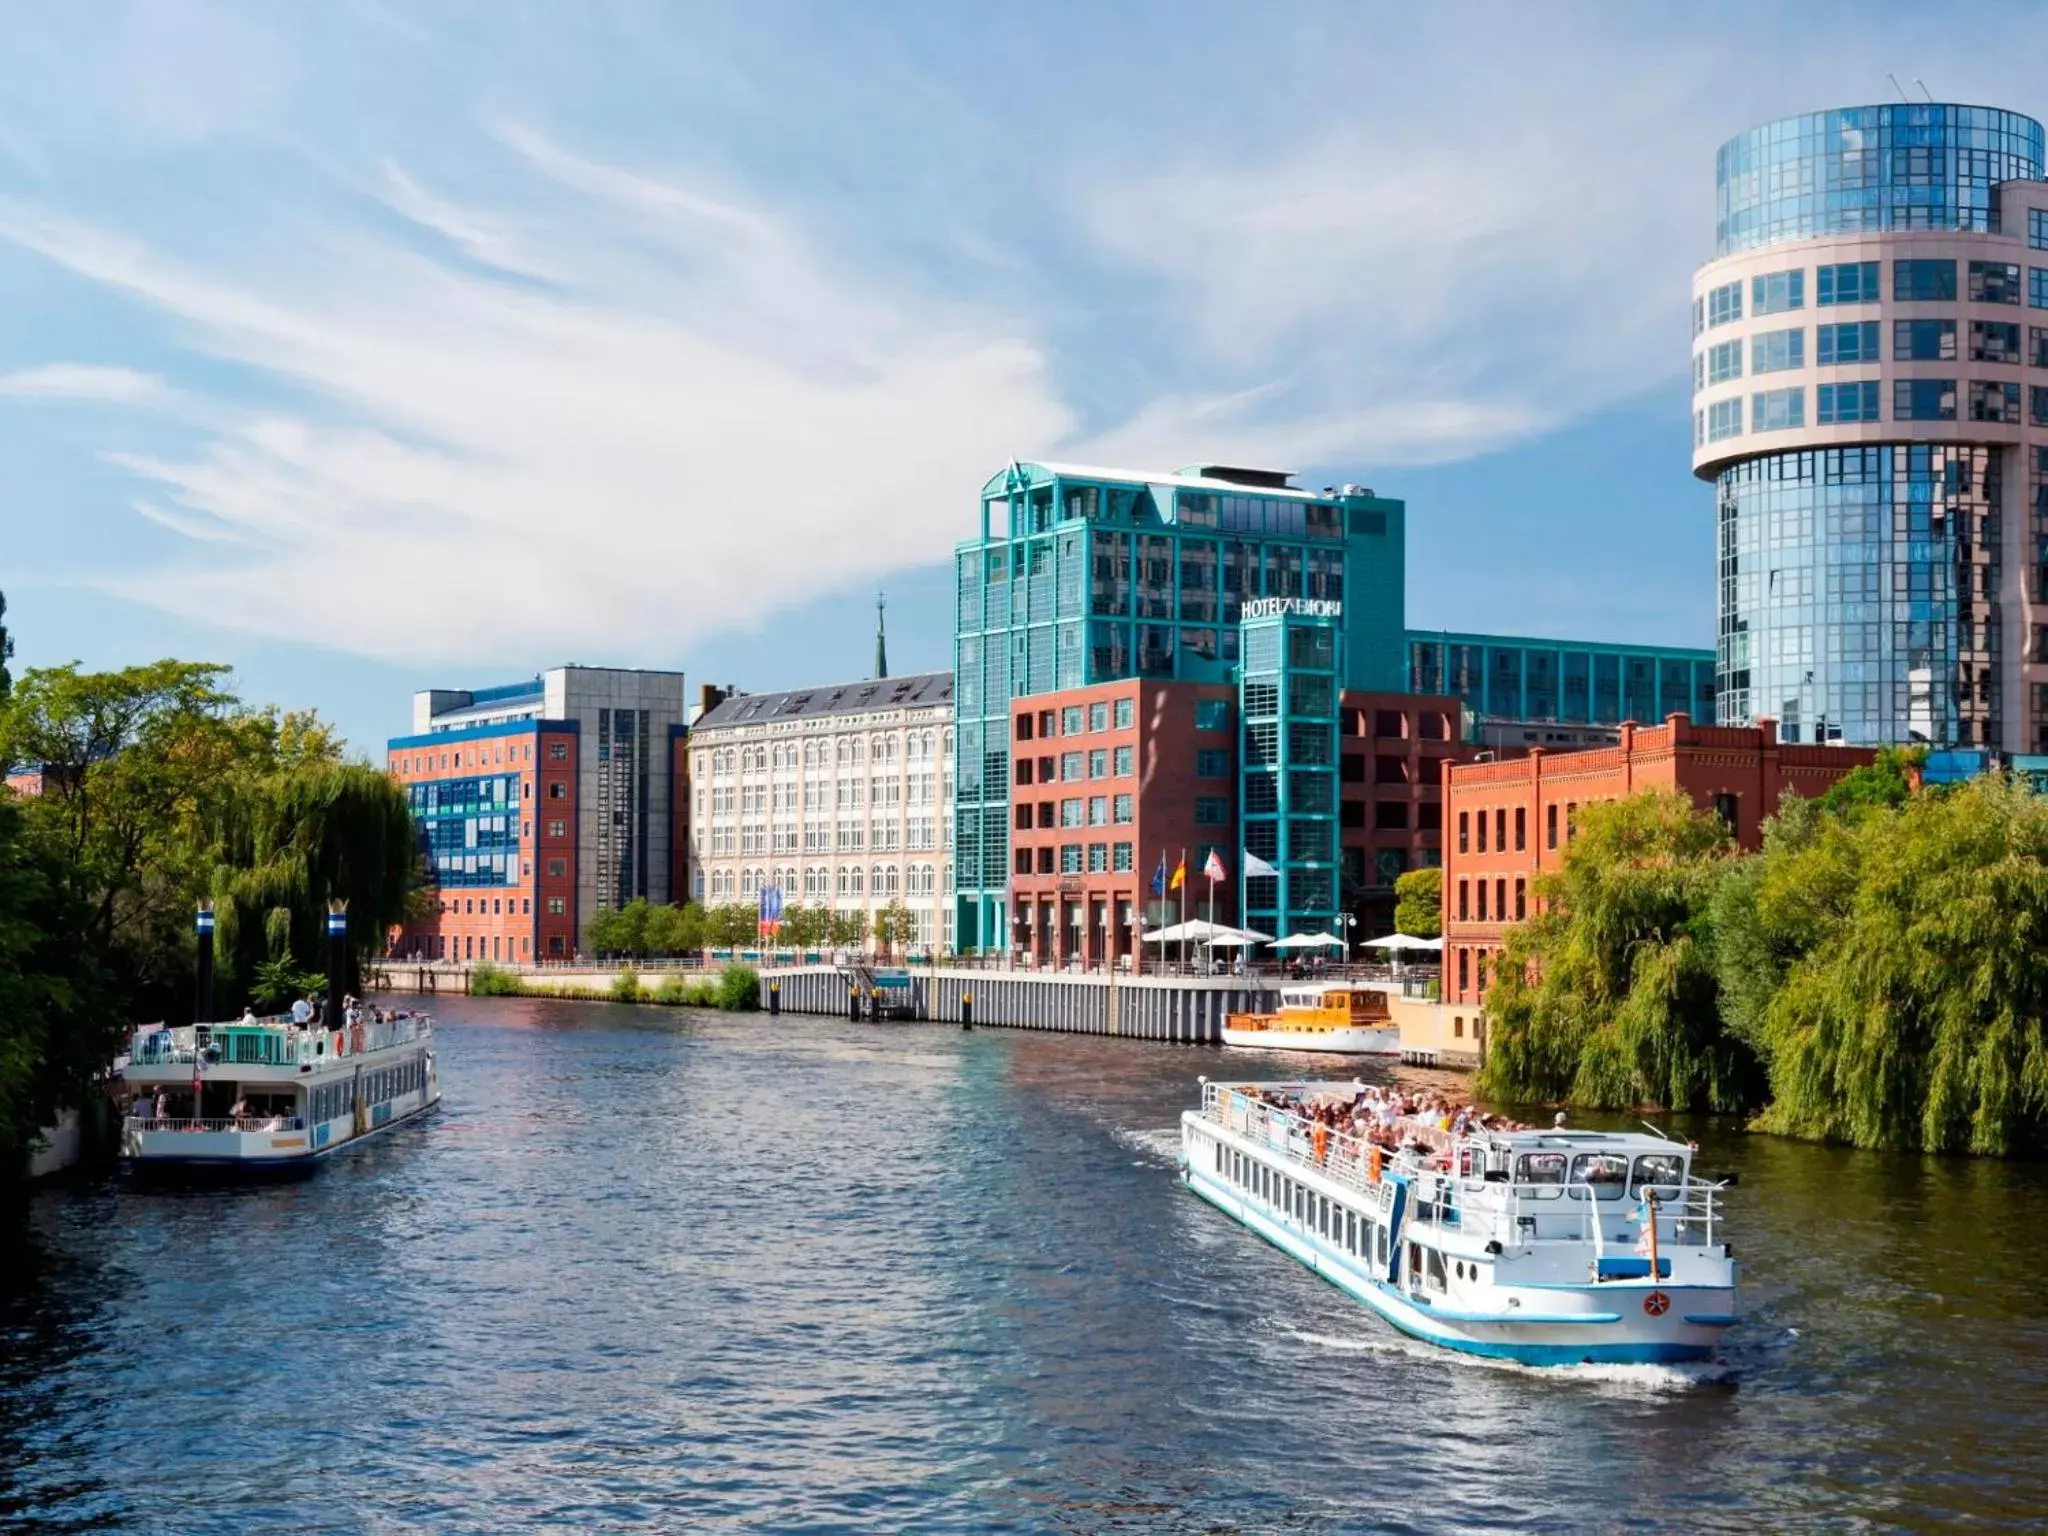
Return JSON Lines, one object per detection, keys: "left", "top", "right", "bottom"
{"left": 952, "top": 462, "right": 1404, "bottom": 951}
{"left": 1692, "top": 103, "right": 2048, "bottom": 749}
{"left": 1240, "top": 603, "right": 1343, "bottom": 938}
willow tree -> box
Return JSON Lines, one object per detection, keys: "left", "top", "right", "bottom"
{"left": 207, "top": 761, "right": 417, "bottom": 1009}
{"left": 1478, "top": 791, "right": 1757, "bottom": 1112}
{"left": 1752, "top": 774, "right": 2048, "bottom": 1155}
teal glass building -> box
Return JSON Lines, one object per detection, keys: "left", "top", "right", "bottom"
{"left": 1406, "top": 632, "right": 1716, "bottom": 726}
{"left": 953, "top": 462, "right": 1405, "bottom": 951}
{"left": 1240, "top": 602, "right": 1343, "bottom": 937}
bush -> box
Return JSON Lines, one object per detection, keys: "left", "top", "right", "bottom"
{"left": 610, "top": 968, "right": 643, "bottom": 1003}
{"left": 717, "top": 963, "right": 760, "bottom": 1012}
{"left": 469, "top": 962, "right": 523, "bottom": 997}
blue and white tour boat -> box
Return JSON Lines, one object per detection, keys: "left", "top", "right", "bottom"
{"left": 119, "top": 1007, "right": 440, "bottom": 1176}
{"left": 1181, "top": 1078, "right": 1737, "bottom": 1365}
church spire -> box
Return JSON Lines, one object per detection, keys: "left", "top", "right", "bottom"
{"left": 874, "top": 590, "right": 888, "bottom": 679}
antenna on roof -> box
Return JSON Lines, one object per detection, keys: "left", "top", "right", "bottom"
{"left": 1886, "top": 72, "right": 1909, "bottom": 103}
{"left": 1913, "top": 77, "right": 1933, "bottom": 103}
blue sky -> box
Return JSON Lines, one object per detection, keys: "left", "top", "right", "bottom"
{"left": 6, "top": 2, "right": 2047, "bottom": 753}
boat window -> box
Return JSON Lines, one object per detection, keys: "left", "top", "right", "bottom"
{"left": 1515, "top": 1151, "right": 1568, "bottom": 1196}
{"left": 1569, "top": 1152, "right": 1631, "bottom": 1200}
{"left": 1632, "top": 1153, "right": 1686, "bottom": 1195}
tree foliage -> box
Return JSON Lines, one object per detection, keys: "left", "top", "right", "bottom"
{"left": 1478, "top": 791, "right": 1757, "bottom": 1114}
{"left": 1392, "top": 866, "right": 1442, "bottom": 939}
{"left": 1746, "top": 775, "right": 2048, "bottom": 1155}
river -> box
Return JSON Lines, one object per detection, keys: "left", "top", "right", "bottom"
{"left": 5, "top": 996, "right": 2047, "bottom": 1533}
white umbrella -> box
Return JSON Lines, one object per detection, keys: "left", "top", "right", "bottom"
{"left": 1271, "top": 931, "right": 1342, "bottom": 949}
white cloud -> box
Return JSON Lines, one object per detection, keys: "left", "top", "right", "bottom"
{"left": 0, "top": 135, "right": 1073, "bottom": 666}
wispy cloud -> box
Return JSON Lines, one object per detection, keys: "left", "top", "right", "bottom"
{"left": 0, "top": 132, "right": 1072, "bottom": 666}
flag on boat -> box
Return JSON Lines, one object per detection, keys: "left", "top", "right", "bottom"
{"left": 1242, "top": 849, "right": 1278, "bottom": 877}
{"left": 1203, "top": 849, "right": 1228, "bottom": 883}
{"left": 1151, "top": 852, "right": 1168, "bottom": 896}
{"left": 1169, "top": 854, "right": 1186, "bottom": 891}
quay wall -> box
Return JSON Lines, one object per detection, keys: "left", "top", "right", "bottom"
{"left": 762, "top": 967, "right": 1275, "bottom": 1045}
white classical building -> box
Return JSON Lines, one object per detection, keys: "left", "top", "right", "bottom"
{"left": 686, "top": 672, "right": 955, "bottom": 951}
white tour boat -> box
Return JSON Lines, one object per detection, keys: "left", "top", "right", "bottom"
{"left": 1181, "top": 1079, "right": 1737, "bottom": 1365}
{"left": 119, "top": 1008, "right": 439, "bottom": 1176}
{"left": 1221, "top": 984, "right": 1400, "bottom": 1055}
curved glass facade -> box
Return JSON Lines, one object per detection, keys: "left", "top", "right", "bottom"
{"left": 1716, "top": 446, "right": 1999, "bottom": 746}
{"left": 1716, "top": 104, "right": 2043, "bottom": 256}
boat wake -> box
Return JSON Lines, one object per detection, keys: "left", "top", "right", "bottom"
{"left": 1279, "top": 1322, "right": 1734, "bottom": 1391}
{"left": 1114, "top": 1126, "right": 1186, "bottom": 1168}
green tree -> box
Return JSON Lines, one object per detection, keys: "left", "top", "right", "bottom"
{"left": 1391, "top": 866, "right": 1442, "bottom": 939}
{"left": 872, "top": 899, "right": 914, "bottom": 958}
{"left": 0, "top": 792, "right": 116, "bottom": 1176}
{"left": 643, "top": 901, "right": 691, "bottom": 956}
{"left": 1479, "top": 791, "right": 1756, "bottom": 1113}
{"left": 1819, "top": 744, "right": 1925, "bottom": 818}
{"left": 827, "top": 908, "right": 869, "bottom": 951}
{"left": 779, "top": 903, "right": 828, "bottom": 951}
{"left": 1749, "top": 774, "right": 2048, "bottom": 1154}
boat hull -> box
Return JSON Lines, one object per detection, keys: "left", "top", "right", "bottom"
{"left": 122, "top": 1092, "right": 440, "bottom": 1180}
{"left": 1220, "top": 1024, "right": 1400, "bottom": 1055}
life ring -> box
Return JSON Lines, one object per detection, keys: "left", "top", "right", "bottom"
{"left": 1643, "top": 1290, "right": 1671, "bottom": 1317}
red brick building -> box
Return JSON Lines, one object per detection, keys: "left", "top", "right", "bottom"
{"left": 1006, "top": 678, "right": 1237, "bottom": 969}
{"left": 1339, "top": 691, "right": 1481, "bottom": 927}
{"left": 1442, "top": 714, "right": 1877, "bottom": 1006}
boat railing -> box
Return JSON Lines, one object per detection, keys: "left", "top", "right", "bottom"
{"left": 1198, "top": 1083, "right": 1723, "bottom": 1248}
{"left": 130, "top": 1014, "right": 431, "bottom": 1068}
{"left": 126, "top": 1116, "right": 306, "bottom": 1134}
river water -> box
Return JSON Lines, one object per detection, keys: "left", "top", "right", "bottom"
{"left": 5, "top": 997, "right": 2047, "bottom": 1534}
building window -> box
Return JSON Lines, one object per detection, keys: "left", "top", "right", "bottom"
{"left": 1970, "top": 261, "right": 2023, "bottom": 305}
{"left": 1894, "top": 318, "right": 1956, "bottom": 361}
{"left": 1195, "top": 796, "right": 1228, "bottom": 825}
{"left": 1196, "top": 748, "right": 1229, "bottom": 778}
{"left": 1706, "top": 398, "right": 1742, "bottom": 442}
{"left": 1194, "top": 699, "right": 1230, "bottom": 731}
{"left": 1114, "top": 698, "right": 1134, "bottom": 729}
{"left": 1112, "top": 842, "right": 1133, "bottom": 872}
{"left": 1894, "top": 378, "right": 1956, "bottom": 421}
{"left": 1817, "top": 380, "right": 1880, "bottom": 425}
{"left": 1817, "top": 260, "right": 1879, "bottom": 306}
{"left": 1751, "top": 328, "right": 1803, "bottom": 374}
{"left": 1970, "top": 380, "right": 2022, "bottom": 423}
{"left": 1113, "top": 746, "right": 1134, "bottom": 776}
{"left": 1706, "top": 339, "right": 1742, "bottom": 385}
{"left": 1816, "top": 321, "right": 1879, "bottom": 366}
{"left": 1972, "top": 319, "right": 2022, "bottom": 364}
{"left": 1751, "top": 387, "right": 1804, "bottom": 432}
{"left": 1751, "top": 269, "right": 1803, "bottom": 315}
{"left": 1706, "top": 281, "right": 1742, "bottom": 327}
{"left": 1893, "top": 259, "right": 1956, "bottom": 302}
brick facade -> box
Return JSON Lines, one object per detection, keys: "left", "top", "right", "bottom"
{"left": 1442, "top": 714, "right": 1877, "bottom": 1006}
